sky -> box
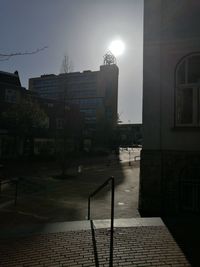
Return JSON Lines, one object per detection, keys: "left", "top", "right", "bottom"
{"left": 0, "top": 0, "right": 143, "bottom": 123}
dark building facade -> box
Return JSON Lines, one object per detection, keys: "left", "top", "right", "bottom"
{"left": 117, "top": 123, "right": 142, "bottom": 147}
{"left": 0, "top": 71, "right": 26, "bottom": 158}
{"left": 140, "top": 0, "right": 200, "bottom": 216}
{"left": 29, "top": 64, "right": 119, "bottom": 131}
{"left": 0, "top": 71, "right": 83, "bottom": 159}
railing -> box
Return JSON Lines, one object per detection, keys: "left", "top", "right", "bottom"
{"left": 88, "top": 176, "right": 115, "bottom": 267}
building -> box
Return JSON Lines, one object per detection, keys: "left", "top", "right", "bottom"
{"left": 0, "top": 70, "right": 25, "bottom": 105}
{"left": 140, "top": 0, "right": 200, "bottom": 216}
{"left": 31, "top": 98, "right": 83, "bottom": 157}
{"left": 0, "top": 71, "right": 83, "bottom": 159}
{"left": 117, "top": 123, "right": 142, "bottom": 147}
{"left": 0, "top": 71, "right": 27, "bottom": 158}
{"left": 29, "top": 64, "right": 119, "bottom": 142}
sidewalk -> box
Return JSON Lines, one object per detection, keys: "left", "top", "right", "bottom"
{"left": 0, "top": 218, "right": 190, "bottom": 267}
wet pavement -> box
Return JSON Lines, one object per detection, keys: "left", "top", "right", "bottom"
{"left": 0, "top": 150, "right": 140, "bottom": 227}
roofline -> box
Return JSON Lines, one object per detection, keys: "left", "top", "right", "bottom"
{"left": 0, "top": 70, "right": 19, "bottom": 77}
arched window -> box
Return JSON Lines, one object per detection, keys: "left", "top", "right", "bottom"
{"left": 176, "top": 53, "right": 200, "bottom": 126}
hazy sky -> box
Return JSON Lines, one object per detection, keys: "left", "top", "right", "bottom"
{"left": 0, "top": 0, "right": 143, "bottom": 123}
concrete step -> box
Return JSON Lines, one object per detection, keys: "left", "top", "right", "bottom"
{"left": 0, "top": 218, "right": 191, "bottom": 267}
{"left": 0, "top": 217, "right": 164, "bottom": 238}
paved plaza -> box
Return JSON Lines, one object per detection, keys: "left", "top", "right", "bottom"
{"left": 0, "top": 149, "right": 140, "bottom": 226}
{"left": 0, "top": 150, "right": 196, "bottom": 266}
{"left": 0, "top": 218, "right": 190, "bottom": 267}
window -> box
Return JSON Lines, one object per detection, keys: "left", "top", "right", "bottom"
{"left": 56, "top": 118, "right": 64, "bottom": 129}
{"left": 67, "top": 89, "right": 96, "bottom": 98}
{"left": 85, "top": 116, "right": 97, "bottom": 123}
{"left": 5, "top": 89, "right": 18, "bottom": 103}
{"left": 80, "top": 109, "right": 96, "bottom": 124}
{"left": 44, "top": 117, "right": 50, "bottom": 129}
{"left": 105, "top": 81, "right": 112, "bottom": 98}
{"left": 70, "top": 98, "right": 103, "bottom": 108}
{"left": 47, "top": 103, "right": 54, "bottom": 108}
{"left": 80, "top": 109, "right": 96, "bottom": 116}
{"left": 176, "top": 53, "right": 200, "bottom": 126}
{"left": 106, "top": 107, "right": 112, "bottom": 120}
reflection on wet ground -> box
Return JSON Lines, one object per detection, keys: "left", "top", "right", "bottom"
{"left": 0, "top": 149, "right": 141, "bottom": 227}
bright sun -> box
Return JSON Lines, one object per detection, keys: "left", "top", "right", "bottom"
{"left": 108, "top": 39, "right": 125, "bottom": 57}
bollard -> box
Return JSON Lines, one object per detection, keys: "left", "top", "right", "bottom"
{"left": 12, "top": 178, "right": 19, "bottom": 206}
{"left": 129, "top": 151, "right": 131, "bottom": 166}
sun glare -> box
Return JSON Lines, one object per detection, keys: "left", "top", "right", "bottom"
{"left": 108, "top": 39, "right": 125, "bottom": 57}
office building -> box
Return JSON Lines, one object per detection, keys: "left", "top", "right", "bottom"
{"left": 29, "top": 64, "right": 119, "bottom": 132}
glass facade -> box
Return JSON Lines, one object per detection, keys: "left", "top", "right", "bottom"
{"left": 29, "top": 65, "right": 118, "bottom": 129}
{"left": 69, "top": 98, "right": 103, "bottom": 108}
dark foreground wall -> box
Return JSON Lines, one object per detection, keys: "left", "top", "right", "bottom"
{"left": 140, "top": 0, "right": 200, "bottom": 216}
{"left": 139, "top": 149, "right": 200, "bottom": 216}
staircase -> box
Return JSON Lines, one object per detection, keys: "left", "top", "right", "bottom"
{"left": 0, "top": 218, "right": 191, "bottom": 267}
{"left": 0, "top": 177, "right": 191, "bottom": 266}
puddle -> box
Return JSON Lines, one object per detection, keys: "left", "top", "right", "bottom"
{"left": 125, "top": 189, "right": 131, "bottom": 192}
{"left": 117, "top": 202, "right": 125, "bottom": 206}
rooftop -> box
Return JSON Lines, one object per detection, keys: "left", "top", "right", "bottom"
{"left": 0, "top": 70, "right": 21, "bottom": 86}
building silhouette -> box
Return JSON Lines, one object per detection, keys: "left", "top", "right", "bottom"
{"left": 0, "top": 71, "right": 83, "bottom": 159}
{"left": 29, "top": 64, "right": 119, "bottom": 130}
{"left": 0, "top": 71, "right": 27, "bottom": 158}
{"left": 117, "top": 123, "right": 142, "bottom": 147}
{"left": 140, "top": 0, "right": 200, "bottom": 216}
{"left": 29, "top": 64, "right": 119, "bottom": 151}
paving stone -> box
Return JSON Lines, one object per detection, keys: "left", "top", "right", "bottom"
{"left": 0, "top": 224, "right": 191, "bottom": 267}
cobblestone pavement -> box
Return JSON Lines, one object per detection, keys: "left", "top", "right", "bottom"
{"left": 0, "top": 225, "right": 190, "bottom": 267}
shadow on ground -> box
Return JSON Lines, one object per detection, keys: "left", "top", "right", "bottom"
{"left": 0, "top": 152, "right": 140, "bottom": 228}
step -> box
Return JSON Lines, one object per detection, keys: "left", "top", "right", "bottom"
{"left": 0, "top": 217, "right": 164, "bottom": 238}
{"left": 0, "top": 218, "right": 191, "bottom": 267}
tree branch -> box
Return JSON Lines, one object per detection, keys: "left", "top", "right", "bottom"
{"left": 0, "top": 46, "right": 48, "bottom": 61}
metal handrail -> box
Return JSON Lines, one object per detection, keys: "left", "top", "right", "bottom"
{"left": 88, "top": 176, "right": 115, "bottom": 267}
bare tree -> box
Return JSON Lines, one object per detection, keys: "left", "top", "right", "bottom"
{"left": 60, "top": 55, "right": 73, "bottom": 73}
{"left": 58, "top": 54, "right": 74, "bottom": 177}
{"left": 0, "top": 46, "right": 48, "bottom": 61}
